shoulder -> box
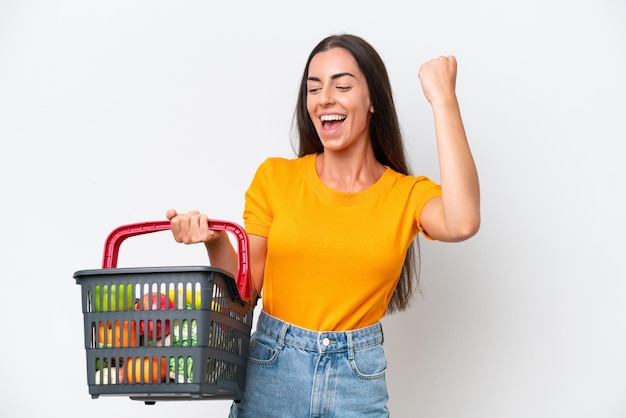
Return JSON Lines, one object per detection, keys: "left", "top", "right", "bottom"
{"left": 247, "top": 156, "right": 312, "bottom": 201}
{"left": 385, "top": 167, "right": 439, "bottom": 189}
{"left": 255, "top": 155, "right": 310, "bottom": 175}
{"left": 384, "top": 168, "right": 442, "bottom": 202}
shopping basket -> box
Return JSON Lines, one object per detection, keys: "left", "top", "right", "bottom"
{"left": 74, "top": 219, "right": 255, "bottom": 404}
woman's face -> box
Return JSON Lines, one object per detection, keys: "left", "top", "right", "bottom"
{"left": 306, "top": 47, "right": 373, "bottom": 153}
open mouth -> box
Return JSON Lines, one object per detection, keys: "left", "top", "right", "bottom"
{"left": 320, "top": 114, "right": 346, "bottom": 130}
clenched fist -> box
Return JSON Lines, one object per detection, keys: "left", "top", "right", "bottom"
{"left": 418, "top": 55, "right": 458, "bottom": 105}
{"left": 166, "top": 209, "right": 223, "bottom": 245}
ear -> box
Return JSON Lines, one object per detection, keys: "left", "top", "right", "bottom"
{"left": 369, "top": 105, "right": 374, "bottom": 113}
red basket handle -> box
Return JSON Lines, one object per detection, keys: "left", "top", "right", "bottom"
{"left": 101, "top": 219, "right": 252, "bottom": 304}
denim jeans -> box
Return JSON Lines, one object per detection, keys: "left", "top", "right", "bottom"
{"left": 229, "top": 310, "right": 389, "bottom": 418}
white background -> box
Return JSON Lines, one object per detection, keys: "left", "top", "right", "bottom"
{"left": 1, "top": 1, "right": 625, "bottom": 417}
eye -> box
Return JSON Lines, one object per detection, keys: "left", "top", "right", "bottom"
{"left": 336, "top": 86, "right": 351, "bottom": 91}
{"left": 308, "top": 87, "right": 321, "bottom": 94}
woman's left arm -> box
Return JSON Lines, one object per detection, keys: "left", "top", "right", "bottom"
{"left": 418, "top": 55, "right": 481, "bottom": 242}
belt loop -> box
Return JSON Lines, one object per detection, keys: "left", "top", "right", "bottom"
{"left": 347, "top": 331, "right": 354, "bottom": 360}
{"left": 277, "top": 322, "right": 289, "bottom": 350}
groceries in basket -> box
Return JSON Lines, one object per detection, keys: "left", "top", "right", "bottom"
{"left": 91, "top": 284, "right": 240, "bottom": 385}
{"left": 136, "top": 292, "right": 175, "bottom": 339}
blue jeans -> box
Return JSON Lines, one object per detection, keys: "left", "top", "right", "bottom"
{"left": 229, "top": 311, "right": 389, "bottom": 418}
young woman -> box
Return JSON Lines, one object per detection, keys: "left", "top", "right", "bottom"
{"left": 167, "top": 33, "right": 480, "bottom": 417}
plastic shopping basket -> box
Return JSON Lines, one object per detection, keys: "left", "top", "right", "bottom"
{"left": 74, "top": 219, "right": 255, "bottom": 404}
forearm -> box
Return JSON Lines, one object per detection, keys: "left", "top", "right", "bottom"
{"left": 204, "top": 231, "right": 239, "bottom": 277}
{"left": 432, "top": 95, "right": 480, "bottom": 239}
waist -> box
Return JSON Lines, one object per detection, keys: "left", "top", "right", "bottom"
{"left": 255, "top": 310, "right": 384, "bottom": 354}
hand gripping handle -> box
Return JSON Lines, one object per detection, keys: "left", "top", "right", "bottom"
{"left": 101, "top": 219, "right": 252, "bottom": 304}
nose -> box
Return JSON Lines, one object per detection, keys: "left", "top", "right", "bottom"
{"left": 319, "top": 87, "right": 335, "bottom": 106}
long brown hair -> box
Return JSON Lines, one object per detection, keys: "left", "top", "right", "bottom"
{"left": 292, "top": 34, "right": 421, "bottom": 313}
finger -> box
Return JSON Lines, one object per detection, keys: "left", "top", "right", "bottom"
{"left": 169, "top": 214, "right": 183, "bottom": 243}
{"left": 188, "top": 211, "right": 204, "bottom": 244}
{"left": 165, "top": 209, "right": 178, "bottom": 220}
{"left": 175, "top": 210, "right": 196, "bottom": 243}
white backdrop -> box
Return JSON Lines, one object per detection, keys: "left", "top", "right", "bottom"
{"left": 1, "top": 1, "right": 624, "bottom": 417}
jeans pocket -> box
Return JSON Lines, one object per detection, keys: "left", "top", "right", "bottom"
{"left": 351, "top": 344, "right": 387, "bottom": 380}
{"left": 247, "top": 333, "right": 279, "bottom": 366}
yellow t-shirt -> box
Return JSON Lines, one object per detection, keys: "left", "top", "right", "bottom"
{"left": 243, "top": 154, "right": 442, "bottom": 331}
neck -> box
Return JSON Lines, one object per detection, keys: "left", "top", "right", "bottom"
{"left": 316, "top": 150, "right": 385, "bottom": 193}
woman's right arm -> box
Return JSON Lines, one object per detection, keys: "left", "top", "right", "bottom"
{"left": 166, "top": 209, "right": 266, "bottom": 294}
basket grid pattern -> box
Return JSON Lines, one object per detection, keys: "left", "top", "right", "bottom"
{"left": 77, "top": 268, "right": 253, "bottom": 401}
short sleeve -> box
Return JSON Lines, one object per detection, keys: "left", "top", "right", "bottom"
{"left": 412, "top": 177, "right": 442, "bottom": 241}
{"left": 243, "top": 159, "right": 274, "bottom": 237}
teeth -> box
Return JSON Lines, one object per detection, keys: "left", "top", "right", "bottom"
{"left": 320, "top": 114, "right": 346, "bottom": 122}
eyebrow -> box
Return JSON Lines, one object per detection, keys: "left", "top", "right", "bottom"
{"left": 307, "top": 72, "right": 356, "bottom": 82}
